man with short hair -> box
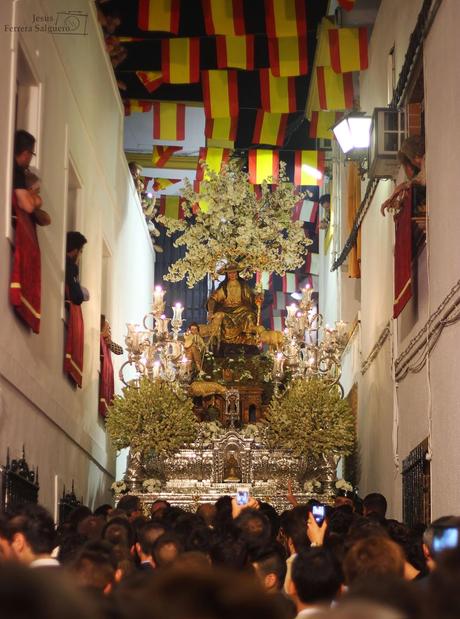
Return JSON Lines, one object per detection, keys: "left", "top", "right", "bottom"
{"left": 117, "top": 494, "right": 142, "bottom": 521}
{"left": 363, "top": 493, "right": 387, "bottom": 521}
{"left": 152, "top": 533, "right": 183, "bottom": 568}
{"left": 136, "top": 522, "right": 166, "bottom": 570}
{"left": 343, "top": 536, "right": 405, "bottom": 586}
{"left": 287, "top": 548, "right": 342, "bottom": 617}
{"left": 7, "top": 504, "right": 59, "bottom": 568}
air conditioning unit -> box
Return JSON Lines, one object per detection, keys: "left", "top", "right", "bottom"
{"left": 368, "top": 108, "right": 406, "bottom": 179}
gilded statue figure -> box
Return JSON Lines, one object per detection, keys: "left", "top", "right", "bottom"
{"left": 207, "top": 265, "right": 258, "bottom": 349}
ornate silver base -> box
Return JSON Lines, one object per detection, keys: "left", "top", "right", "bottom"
{"left": 121, "top": 429, "right": 337, "bottom": 513}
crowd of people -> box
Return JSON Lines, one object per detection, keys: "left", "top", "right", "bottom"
{"left": 0, "top": 491, "right": 459, "bottom": 619}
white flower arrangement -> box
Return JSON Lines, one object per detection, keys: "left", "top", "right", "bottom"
{"left": 142, "top": 478, "right": 162, "bottom": 493}
{"left": 303, "top": 480, "right": 322, "bottom": 493}
{"left": 335, "top": 478, "right": 354, "bottom": 493}
{"left": 111, "top": 480, "right": 127, "bottom": 494}
{"left": 157, "top": 160, "right": 312, "bottom": 287}
{"left": 240, "top": 423, "right": 263, "bottom": 440}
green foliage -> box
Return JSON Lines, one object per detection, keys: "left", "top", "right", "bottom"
{"left": 202, "top": 351, "right": 273, "bottom": 386}
{"left": 264, "top": 378, "right": 355, "bottom": 459}
{"left": 106, "top": 379, "right": 198, "bottom": 457}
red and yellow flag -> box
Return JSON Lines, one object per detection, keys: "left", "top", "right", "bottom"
{"left": 252, "top": 111, "right": 288, "bottom": 146}
{"left": 216, "top": 35, "right": 255, "bottom": 70}
{"left": 248, "top": 149, "right": 279, "bottom": 184}
{"left": 138, "top": 0, "right": 180, "bottom": 33}
{"left": 136, "top": 71, "right": 163, "bottom": 93}
{"left": 202, "top": 70, "right": 239, "bottom": 118}
{"left": 294, "top": 150, "right": 326, "bottom": 186}
{"left": 260, "top": 69, "right": 297, "bottom": 113}
{"left": 205, "top": 117, "right": 238, "bottom": 142}
{"left": 158, "top": 195, "right": 185, "bottom": 219}
{"left": 265, "top": 0, "right": 307, "bottom": 38}
{"left": 153, "top": 178, "right": 181, "bottom": 192}
{"left": 152, "top": 102, "right": 185, "bottom": 141}
{"left": 268, "top": 36, "right": 308, "bottom": 76}
{"left": 152, "top": 145, "right": 182, "bottom": 167}
{"left": 309, "top": 111, "right": 342, "bottom": 139}
{"left": 161, "top": 38, "right": 200, "bottom": 83}
{"left": 338, "top": 0, "right": 356, "bottom": 10}
{"left": 202, "top": 0, "right": 245, "bottom": 35}
{"left": 196, "top": 147, "right": 232, "bottom": 181}
{"left": 328, "top": 27, "right": 368, "bottom": 73}
{"left": 316, "top": 67, "right": 354, "bottom": 110}
{"left": 123, "top": 100, "right": 153, "bottom": 116}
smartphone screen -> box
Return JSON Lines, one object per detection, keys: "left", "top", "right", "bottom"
{"left": 433, "top": 527, "right": 459, "bottom": 553}
{"left": 312, "top": 504, "right": 326, "bottom": 525}
{"left": 236, "top": 487, "right": 249, "bottom": 506}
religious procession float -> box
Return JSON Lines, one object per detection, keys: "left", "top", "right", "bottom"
{"left": 108, "top": 161, "right": 356, "bottom": 512}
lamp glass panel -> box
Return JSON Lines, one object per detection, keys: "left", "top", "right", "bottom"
{"left": 333, "top": 118, "right": 354, "bottom": 153}
{"left": 349, "top": 117, "right": 372, "bottom": 148}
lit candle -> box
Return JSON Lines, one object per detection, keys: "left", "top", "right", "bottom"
{"left": 287, "top": 303, "right": 298, "bottom": 319}
{"left": 274, "top": 352, "right": 284, "bottom": 376}
{"left": 172, "top": 302, "right": 184, "bottom": 323}
{"left": 153, "top": 286, "right": 165, "bottom": 306}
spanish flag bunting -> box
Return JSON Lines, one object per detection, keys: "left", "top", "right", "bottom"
{"left": 138, "top": 0, "right": 180, "bottom": 33}
{"left": 316, "top": 67, "right": 354, "bottom": 110}
{"left": 338, "top": 0, "right": 356, "bottom": 10}
{"left": 294, "top": 151, "right": 326, "bottom": 186}
{"left": 196, "top": 147, "right": 232, "bottom": 181}
{"left": 309, "top": 111, "right": 342, "bottom": 139}
{"left": 274, "top": 291, "right": 289, "bottom": 310}
{"left": 268, "top": 36, "right": 308, "bottom": 77}
{"left": 136, "top": 71, "right": 163, "bottom": 93}
{"left": 248, "top": 149, "right": 279, "bottom": 184}
{"left": 265, "top": 0, "right": 307, "bottom": 38}
{"left": 216, "top": 35, "right": 255, "bottom": 70}
{"left": 282, "top": 272, "right": 298, "bottom": 293}
{"left": 152, "top": 145, "right": 182, "bottom": 167}
{"left": 292, "top": 200, "right": 317, "bottom": 223}
{"left": 161, "top": 38, "right": 200, "bottom": 83}
{"left": 260, "top": 70, "right": 297, "bottom": 113}
{"left": 256, "top": 271, "right": 272, "bottom": 290}
{"left": 270, "top": 314, "right": 284, "bottom": 332}
{"left": 205, "top": 117, "right": 238, "bottom": 142}
{"left": 123, "top": 100, "right": 153, "bottom": 116}
{"left": 152, "top": 102, "right": 186, "bottom": 141}
{"left": 202, "top": 70, "right": 239, "bottom": 118}
{"left": 328, "top": 27, "right": 368, "bottom": 73}
{"left": 152, "top": 178, "right": 181, "bottom": 192}
{"left": 159, "top": 195, "right": 185, "bottom": 219}
{"left": 252, "top": 111, "right": 288, "bottom": 146}
{"left": 305, "top": 252, "right": 320, "bottom": 276}
{"left": 202, "top": 0, "right": 245, "bottom": 35}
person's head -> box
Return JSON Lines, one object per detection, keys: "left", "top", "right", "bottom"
{"left": 343, "top": 536, "right": 405, "bottom": 586}
{"left": 335, "top": 494, "right": 354, "bottom": 510}
{"left": 14, "top": 130, "right": 36, "bottom": 168}
{"left": 422, "top": 516, "right": 460, "bottom": 570}
{"left": 93, "top": 504, "right": 112, "bottom": 519}
{"left": 128, "top": 161, "right": 142, "bottom": 178}
{"left": 280, "top": 505, "right": 309, "bottom": 555}
{"left": 102, "top": 517, "right": 134, "bottom": 549}
{"left": 71, "top": 540, "right": 119, "bottom": 594}
{"left": 363, "top": 493, "right": 387, "bottom": 520}
{"left": 288, "top": 548, "right": 342, "bottom": 608}
{"left": 196, "top": 503, "right": 216, "bottom": 528}
{"left": 234, "top": 509, "right": 272, "bottom": 551}
{"left": 7, "top": 504, "right": 56, "bottom": 564}
{"left": 398, "top": 135, "right": 425, "bottom": 169}
{"left": 136, "top": 521, "right": 166, "bottom": 561}
{"left": 150, "top": 499, "right": 170, "bottom": 520}
{"left": 0, "top": 514, "right": 13, "bottom": 561}
{"left": 345, "top": 575, "right": 424, "bottom": 619}
{"left": 189, "top": 322, "right": 200, "bottom": 335}
{"left": 385, "top": 519, "right": 426, "bottom": 573}
{"left": 137, "top": 565, "right": 286, "bottom": 619}
{"left": 116, "top": 494, "right": 142, "bottom": 521}
{"left": 66, "top": 231, "right": 87, "bottom": 260}
{"left": 152, "top": 533, "right": 183, "bottom": 568}
{"left": 319, "top": 193, "right": 331, "bottom": 208}
{"left": 251, "top": 544, "right": 287, "bottom": 592}
{"left": 24, "top": 171, "right": 40, "bottom": 194}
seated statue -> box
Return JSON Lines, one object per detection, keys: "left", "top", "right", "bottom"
{"left": 207, "top": 265, "right": 259, "bottom": 351}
